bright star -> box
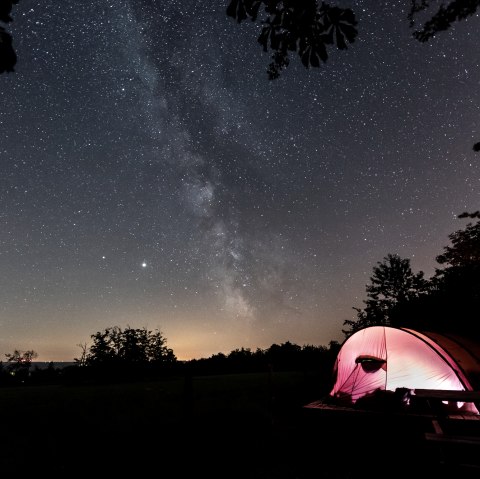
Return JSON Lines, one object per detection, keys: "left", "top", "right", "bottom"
{"left": 142, "top": 262, "right": 147, "bottom": 268}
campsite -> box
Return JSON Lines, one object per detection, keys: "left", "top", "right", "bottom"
{"left": 1, "top": 3, "right": 480, "bottom": 476}
{"left": 0, "top": 371, "right": 444, "bottom": 477}
{"left": 2, "top": 326, "right": 480, "bottom": 478}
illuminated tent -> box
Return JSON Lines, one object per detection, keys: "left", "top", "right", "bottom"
{"left": 329, "top": 326, "right": 480, "bottom": 414}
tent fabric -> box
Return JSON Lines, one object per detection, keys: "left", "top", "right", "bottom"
{"left": 329, "top": 326, "right": 480, "bottom": 414}
{"left": 416, "top": 331, "right": 480, "bottom": 390}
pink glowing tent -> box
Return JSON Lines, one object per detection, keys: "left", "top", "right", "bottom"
{"left": 329, "top": 326, "right": 480, "bottom": 414}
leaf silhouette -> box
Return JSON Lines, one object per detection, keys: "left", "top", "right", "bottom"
{"left": 409, "top": 0, "right": 480, "bottom": 42}
{"left": 0, "top": 0, "right": 18, "bottom": 24}
{"left": 299, "top": 36, "right": 327, "bottom": 68}
{"left": 321, "top": 5, "right": 358, "bottom": 50}
{"left": 227, "top": 1, "right": 357, "bottom": 79}
{"left": 0, "top": 26, "right": 16, "bottom": 73}
{"left": 227, "top": 0, "right": 262, "bottom": 23}
{"left": 267, "top": 51, "right": 289, "bottom": 80}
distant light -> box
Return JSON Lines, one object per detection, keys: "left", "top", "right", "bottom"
{"left": 142, "top": 262, "right": 147, "bottom": 268}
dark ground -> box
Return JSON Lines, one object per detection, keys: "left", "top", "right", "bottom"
{"left": 0, "top": 372, "right": 478, "bottom": 478}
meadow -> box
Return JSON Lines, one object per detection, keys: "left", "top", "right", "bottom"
{"left": 0, "top": 370, "right": 466, "bottom": 477}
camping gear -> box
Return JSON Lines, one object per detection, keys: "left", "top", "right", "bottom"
{"left": 329, "top": 326, "right": 480, "bottom": 414}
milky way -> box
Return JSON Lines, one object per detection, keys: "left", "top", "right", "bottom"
{"left": 0, "top": 1, "right": 479, "bottom": 360}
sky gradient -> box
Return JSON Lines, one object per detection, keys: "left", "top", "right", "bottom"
{"left": 0, "top": 1, "right": 479, "bottom": 361}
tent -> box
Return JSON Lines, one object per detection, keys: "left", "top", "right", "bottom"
{"left": 329, "top": 326, "right": 480, "bottom": 414}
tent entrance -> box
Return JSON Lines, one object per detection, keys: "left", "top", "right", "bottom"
{"left": 355, "top": 355, "right": 387, "bottom": 373}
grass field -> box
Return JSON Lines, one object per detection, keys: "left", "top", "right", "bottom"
{"left": 0, "top": 371, "right": 474, "bottom": 477}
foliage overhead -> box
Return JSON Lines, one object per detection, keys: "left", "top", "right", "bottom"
{"left": 2, "top": 1, "right": 479, "bottom": 82}
{"left": 226, "top": 0, "right": 358, "bottom": 79}
{"left": 227, "top": 0, "right": 480, "bottom": 80}
{"left": 408, "top": 0, "right": 480, "bottom": 42}
{"left": 224, "top": 1, "right": 480, "bottom": 151}
{"left": 0, "top": 0, "right": 18, "bottom": 73}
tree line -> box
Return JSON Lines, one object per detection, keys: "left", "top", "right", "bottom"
{"left": 0, "top": 329, "right": 340, "bottom": 386}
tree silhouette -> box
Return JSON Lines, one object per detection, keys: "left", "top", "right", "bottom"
{"left": 227, "top": 0, "right": 357, "bottom": 80}
{"left": 184, "top": 341, "right": 338, "bottom": 376}
{"left": 227, "top": 1, "right": 480, "bottom": 80}
{"left": 74, "top": 342, "right": 88, "bottom": 366}
{"left": 344, "top": 213, "right": 480, "bottom": 338}
{"left": 225, "top": 2, "right": 480, "bottom": 152}
{"left": 0, "top": 0, "right": 18, "bottom": 73}
{"left": 436, "top": 211, "right": 480, "bottom": 267}
{"left": 424, "top": 211, "right": 480, "bottom": 335}
{"left": 343, "top": 254, "right": 426, "bottom": 336}
{"left": 84, "top": 325, "right": 177, "bottom": 375}
{"left": 4, "top": 349, "right": 38, "bottom": 381}
{"left": 407, "top": 1, "right": 480, "bottom": 151}
{"left": 408, "top": 0, "right": 480, "bottom": 42}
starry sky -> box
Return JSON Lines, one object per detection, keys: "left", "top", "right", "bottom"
{"left": 0, "top": 1, "right": 479, "bottom": 362}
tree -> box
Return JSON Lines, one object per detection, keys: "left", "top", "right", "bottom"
{"left": 226, "top": 1, "right": 480, "bottom": 152}
{"left": 227, "top": 0, "right": 357, "bottom": 80}
{"left": 227, "top": 1, "right": 480, "bottom": 80}
{"left": 343, "top": 254, "right": 426, "bottom": 336}
{"left": 435, "top": 211, "right": 480, "bottom": 268}
{"left": 5, "top": 349, "right": 38, "bottom": 381}
{"left": 74, "top": 342, "right": 88, "bottom": 366}
{"left": 408, "top": 0, "right": 480, "bottom": 42}
{"left": 408, "top": 1, "right": 480, "bottom": 152}
{"left": 421, "top": 211, "right": 480, "bottom": 337}
{"left": 343, "top": 213, "right": 480, "bottom": 338}
{"left": 84, "top": 325, "right": 177, "bottom": 370}
{"left": 0, "top": 0, "right": 18, "bottom": 73}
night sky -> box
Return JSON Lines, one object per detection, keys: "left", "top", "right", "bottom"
{"left": 0, "top": 1, "right": 479, "bottom": 361}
